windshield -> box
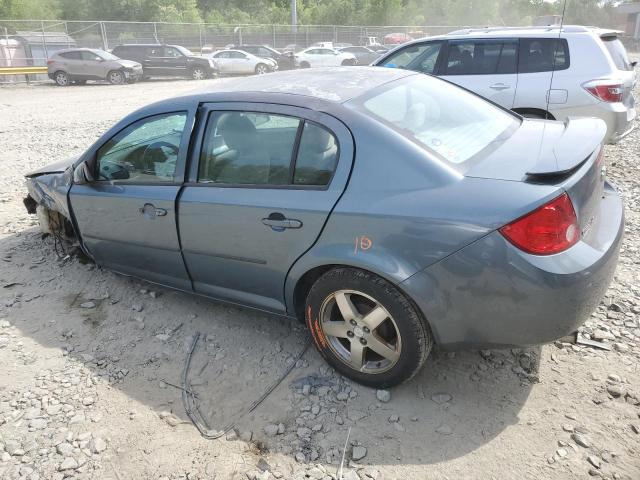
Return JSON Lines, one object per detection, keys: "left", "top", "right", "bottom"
{"left": 349, "top": 75, "right": 519, "bottom": 165}
{"left": 98, "top": 50, "right": 119, "bottom": 61}
{"left": 173, "top": 45, "right": 193, "bottom": 56}
{"left": 601, "top": 37, "right": 633, "bottom": 71}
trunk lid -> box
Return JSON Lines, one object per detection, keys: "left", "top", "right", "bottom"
{"left": 466, "top": 117, "right": 607, "bottom": 245}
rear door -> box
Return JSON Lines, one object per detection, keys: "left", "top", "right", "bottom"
{"left": 439, "top": 38, "right": 518, "bottom": 108}
{"left": 69, "top": 110, "right": 194, "bottom": 290}
{"left": 178, "top": 103, "right": 354, "bottom": 313}
{"left": 143, "top": 46, "right": 166, "bottom": 75}
{"left": 212, "top": 51, "right": 231, "bottom": 73}
{"left": 59, "top": 51, "right": 84, "bottom": 76}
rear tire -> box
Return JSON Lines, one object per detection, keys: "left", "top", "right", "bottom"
{"left": 305, "top": 267, "right": 432, "bottom": 388}
{"left": 54, "top": 71, "right": 69, "bottom": 86}
{"left": 107, "top": 70, "right": 125, "bottom": 85}
{"left": 341, "top": 59, "right": 356, "bottom": 66}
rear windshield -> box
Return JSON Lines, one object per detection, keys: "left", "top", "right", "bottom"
{"left": 601, "top": 37, "right": 633, "bottom": 71}
{"left": 348, "top": 75, "right": 519, "bottom": 165}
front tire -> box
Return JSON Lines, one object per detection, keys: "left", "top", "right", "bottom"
{"left": 255, "top": 63, "right": 269, "bottom": 75}
{"left": 305, "top": 267, "right": 432, "bottom": 388}
{"left": 54, "top": 71, "right": 70, "bottom": 86}
{"left": 299, "top": 61, "right": 310, "bottom": 69}
{"left": 107, "top": 70, "right": 125, "bottom": 85}
{"left": 191, "top": 66, "right": 206, "bottom": 80}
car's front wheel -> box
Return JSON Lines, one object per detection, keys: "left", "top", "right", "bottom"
{"left": 299, "top": 61, "right": 310, "bottom": 68}
{"left": 107, "top": 70, "right": 125, "bottom": 85}
{"left": 191, "top": 66, "right": 206, "bottom": 80}
{"left": 54, "top": 71, "right": 70, "bottom": 86}
{"left": 305, "top": 267, "right": 432, "bottom": 388}
{"left": 255, "top": 63, "right": 269, "bottom": 75}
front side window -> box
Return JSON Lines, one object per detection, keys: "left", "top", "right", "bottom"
{"left": 518, "top": 38, "right": 569, "bottom": 73}
{"left": 96, "top": 112, "right": 187, "bottom": 182}
{"left": 382, "top": 42, "right": 443, "bottom": 74}
{"left": 444, "top": 40, "right": 517, "bottom": 75}
{"left": 350, "top": 75, "right": 518, "bottom": 165}
{"left": 81, "top": 51, "right": 102, "bottom": 62}
{"left": 199, "top": 111, "right": 339, "bottom": 187}
{"left": 164, "top": 47, "right": 182, "bottom": 58}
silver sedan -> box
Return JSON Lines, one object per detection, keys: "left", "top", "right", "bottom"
{"left": 207, "top": 49, "right": 277, "bottom": 75}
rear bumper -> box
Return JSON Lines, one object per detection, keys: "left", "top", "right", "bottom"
{"left": 551, "top": 102, "right": 636, "bottom": 145}
{"left": 400, "top": 184, "right": 624, "bottom": 349}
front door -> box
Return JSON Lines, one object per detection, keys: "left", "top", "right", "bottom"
{"left": 178, "top": 103, "right": 354, "bottom": 313}
{"left": 439, "top": 39, "right": 519, "bottom": 108}
{"left": 69, "top": 111, "right": 193, "bottom": 290}
{"left": 79, "top": 50, "right": 106, "bottom": 79}
{"left": 163, "top": 46, "right": 188, "bottom": 75}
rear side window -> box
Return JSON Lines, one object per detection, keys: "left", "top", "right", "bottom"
{"left": 518, "top": 38, "right": 569, "bottom": 73}
{"left": 443, "top": 40, "right": 517, "bottom": 75}
{"left": 601, "top": 37, "right": 633, "bottom": 71}
{"left": 60, "top": 51, "right": 82, "bottom": 60}
{"left": 381, "top": 42, "right": 443, "bottom": 74}
{"left": 199, "top": 112, "right": 338, "bottom": 187}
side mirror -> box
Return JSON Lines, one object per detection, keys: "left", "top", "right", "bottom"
{"left": 73, "top": 161, "right": 94, "bottom": 185}
{"left": 631, "top": 61, "right": 638, "bottom": 68}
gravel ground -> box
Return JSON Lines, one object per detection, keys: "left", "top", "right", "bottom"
{"left": 0, "top": 73, "right": 639, "bottom": 480}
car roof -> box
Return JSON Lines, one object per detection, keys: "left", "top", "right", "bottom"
{"left": 181, "top": 66, "right": 415, "bottom": 104}
{"left": 446, "top": 25, "right": 622, "bottom": 37}
{"left": 54, "top": 47, "right": 102, "bottom": 54}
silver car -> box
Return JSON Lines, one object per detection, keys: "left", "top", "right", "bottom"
{"left": 47, "top": 48, "right": 143, "bottom": 86}
{"left": 207, "top": 49, "right": 277, "bottom": 75}
{"left": 375, "top": 26, "right": 636, "bottom": 143}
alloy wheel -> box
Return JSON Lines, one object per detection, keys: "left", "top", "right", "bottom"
{"left": 55, "top": 72, "right": 69, "bottom": 86}
{"left": 318, "top": 289, "right": 401, "bottom": 373}
{"left": 108, "top": 71, "right": 124, "bottom": 85}
{"left": 192, "top": 68, "right": 205, "bottom": 80}
{"left": 255, "top": 64, "right": 268, "bottom": 75}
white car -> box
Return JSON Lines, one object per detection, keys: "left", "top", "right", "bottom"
{"left": 208, "top": 49, "right": 277, "bottom": 75}
{"left": 295, "top": 47, "right": 356, "bottom": 68}
{"left": 375, "top": 25, "right": 636, "bottom": 144}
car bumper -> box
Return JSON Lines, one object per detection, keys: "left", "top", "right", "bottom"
{"left": 551, "top": 101, "right": 636, "bottom": 145}
{"left": 400, "top": 183, "right": 624, "bottom": 349}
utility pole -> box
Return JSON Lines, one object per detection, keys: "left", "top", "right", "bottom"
{"left": 291, "top": 0, "right": 297, "bottom": 33}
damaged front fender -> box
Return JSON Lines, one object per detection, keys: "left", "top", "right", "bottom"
{"left": 25, "top": 166, "right": 74, "bottom": 219}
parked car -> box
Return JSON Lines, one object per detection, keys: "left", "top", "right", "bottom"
{"left": 207, "top": 49, "right": 277, "bottom": 75}
{"left": 336, "top": 46, "right": 381, "bottom": 65}
{"left": 281, "top": 44, "right": 299, "bottom": 53}
{"left": 295, "top": 47, "right": 356, "bottom": 68}
{"left": 111, "top": 44, "right": 217, "bottom": 80}
{"left": 383, "top": 32, "right": 413, "bottom": 45}
{"left": 374, "top": 26, "right": 637, "bottom": 144}
{"left": 47, "top": 48, "right": 142, "bottom": 86}
{"left": 24, "top": 67, "right": 623, "bottom": 388}
{"left": 227, "top": 44, "right": 295, "bottom": 70}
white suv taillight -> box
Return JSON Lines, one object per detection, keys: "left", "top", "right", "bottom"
{"left": 582, "top": 79, "right": 624, "bottom": 103}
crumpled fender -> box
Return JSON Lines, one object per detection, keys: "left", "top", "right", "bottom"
{"left": 25, "top": 166, "right": 73, "bottom": 219}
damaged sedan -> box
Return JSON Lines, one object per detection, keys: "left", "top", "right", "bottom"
{"left": 25, "top": 68, "right": 624, "bottom": 388}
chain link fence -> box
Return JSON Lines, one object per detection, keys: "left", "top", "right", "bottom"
{"left": 0, "top": 19, "right": 470, "bottom": 73}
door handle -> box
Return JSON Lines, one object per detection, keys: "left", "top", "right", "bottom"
{"left": 261, "top": 212, "right": 302, "bottom": 231}
{"left": 139, "top": 203, "right": 167, "bottom": 219}
{"left": 489, "top": 83, "right": 510, "bottom": 91}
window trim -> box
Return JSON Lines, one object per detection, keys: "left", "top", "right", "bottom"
{"left": 93, "top": 110, "right": 190, "bottom": 186}
{"left": 439, "top": 38, "right": 519, "bottom": 76}
{"left": 195, "top": 110, "right": 341, "bottom": 191}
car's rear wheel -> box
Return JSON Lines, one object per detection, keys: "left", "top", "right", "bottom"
{"left": 54, "top": 71, "right": 69, "bottom": 86}
{"left": 107, "top": 70, "right": 125, "bottom": 85}
{"left": 305, "top": 267, "right": 432, "bottom": 388}
{"left": 341, "top": 59, "right": 356, "bottom": 66}
{"left": 191, "top": 66, "right": 206, "bottom": 80}
{"left": 255, "top": 63, "right": 269, "bottom": 75}
{"left": 299, "top": 61, "right": 310, "bottom": 68}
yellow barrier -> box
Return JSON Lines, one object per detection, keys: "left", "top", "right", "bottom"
{"left": 0, "top": 66, "right": 48, "bottom": 76}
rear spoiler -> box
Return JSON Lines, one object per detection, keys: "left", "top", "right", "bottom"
{"left": 526, "top": 117, "right": 607, "bottom": 176}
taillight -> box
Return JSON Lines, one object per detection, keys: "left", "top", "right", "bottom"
{"left": 582, "top": 80, "right": 623, "bottom": 103}
{"left": 46, "top": 59, "right": 53, "bottom": 65}
{"left": 500, "top": 193, "right": 579, "bottom": 255}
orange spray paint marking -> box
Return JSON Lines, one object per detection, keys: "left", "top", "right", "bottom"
{"left": 354, "top": 235, "right": 373, "bottom": 254}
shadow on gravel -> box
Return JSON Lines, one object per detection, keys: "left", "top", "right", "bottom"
{"left": 0, "top": 228, "right": 539, "bottom": 467}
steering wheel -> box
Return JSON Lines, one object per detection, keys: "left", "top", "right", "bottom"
{"left": 141, "top": 141, "right": 179, "bottom": 172}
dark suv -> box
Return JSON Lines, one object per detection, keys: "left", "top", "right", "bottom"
{"left": 111, "top": 44, "right": 218, "bottom": 80}
{"left": 228, "top": 44, "right": 295, "bottom": 70}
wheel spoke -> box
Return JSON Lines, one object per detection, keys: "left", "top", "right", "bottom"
{"left": 349, "top": 341, "right": 365, "bottom": 371}
{"left": 361, "top": 306, "right": 388, "bottom": 331}
{"left": 322, "top": 321, "right": 349, "bottom": 339}
{"left": 366, "top": 335, "right": 400, "bottom": 363}
{"left": 335, "top": 291, "right": 358, "bottom": 322}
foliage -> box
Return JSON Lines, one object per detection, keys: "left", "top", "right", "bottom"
{"left": 0, "top": 0, "right": 623, "bottom": 27}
